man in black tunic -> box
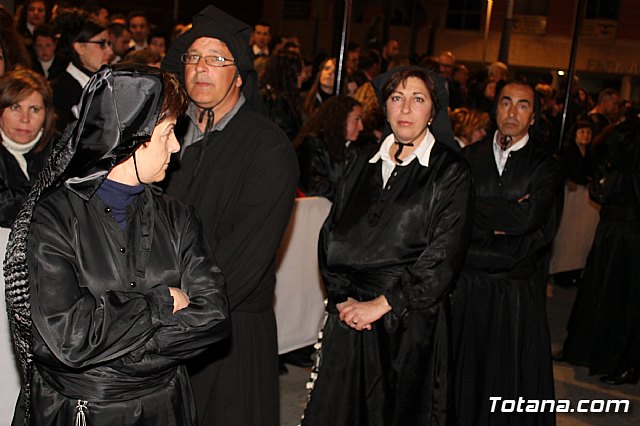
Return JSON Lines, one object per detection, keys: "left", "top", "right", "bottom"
{"left": 161, "top": 6, "right": 298, "bottom": 426}
{"left": 452, "top": 81, "right": 562, "bottom": 426}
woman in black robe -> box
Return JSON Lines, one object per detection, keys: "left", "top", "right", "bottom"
{"left": 560, "top": 114, "right": 640, "bottom": 384}
{"left": 302, "top": 67, "right": 473, "bottom": 425}
{"left": 4, "top": 64, "right": 229, "bottom": 426}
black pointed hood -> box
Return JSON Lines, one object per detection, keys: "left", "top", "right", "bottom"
{"left": 61, "top": 63, "right": 165, "bottom": 199}
{"left": 161, "top": 5, "right": 265, "bottom": 114}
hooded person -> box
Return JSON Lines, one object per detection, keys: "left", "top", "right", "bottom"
{"left": 161, "top": 6, "right": 298, "bottom": 426}
{"left": 4, "top": 63, "right": 230, "bottom": 426}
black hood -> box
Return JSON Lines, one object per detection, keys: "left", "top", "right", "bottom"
{"left": 62, "top": 63, "right": 165, "bottom": 199}
{"left": 371, "top": 66, "right": 458, "bottom": 152}
{"left": 161, "top": 5, "right": 265, "bottom": 114}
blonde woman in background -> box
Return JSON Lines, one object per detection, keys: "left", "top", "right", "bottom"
{"left": 450, "top": 107, "right": 490, "bottom": 148}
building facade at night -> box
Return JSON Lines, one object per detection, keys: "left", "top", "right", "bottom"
{"left": 259, "top": 0, "right": 640, "bottom": 100}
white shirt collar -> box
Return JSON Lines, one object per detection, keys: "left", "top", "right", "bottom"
{"left": 66, "top": 62, "right": 91, "bottom": 88}
{"left": 369, "top": 130, "right": 436, "bottom": 168}
{"left": 252, "top": 44, "right": 269, "bottom": 56}
{"left": 39, "top": 58, "right": 54, "bottom": 78}
{"left": 129, "top": 39, "right": 148, "bottom": 50}
{"left": 492, "top": 131, "right": 529, "bottom": 153}
{"left": 492, "top": 131, "right": 529, "bottom": 175}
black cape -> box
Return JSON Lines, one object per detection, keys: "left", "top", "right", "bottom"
{"left": 303, "top": 141, "right": 473, "bottom": 425}
{"left": 162, "top": 7, "right": 297, "bottom": 424}
{"left": 27, "top": 185, "right": 229, "bottom": 426}
{"left": 165, "top": 104, "right": 298, "bottom": 426}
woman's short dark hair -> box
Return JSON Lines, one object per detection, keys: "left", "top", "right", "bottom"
{"left": 563, "top": 119, "right": 593, "bottom": 146}
{"left": 381, "top": 67, "right": 439, "bottom": 121}
{"left": 54, "top": 8, "right": 106, "bottom": 66}
{"left": 0, "top": 68, "right": 56, "bottom": 152}
{"left": 158, "top": 70, "right": 188, "bottom": 124}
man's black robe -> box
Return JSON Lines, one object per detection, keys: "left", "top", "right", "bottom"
{"left": 165, "top": 103, "right": 298, "bottom": 426}
{"left": 452, "top": 139, "right": 562, "bottom": 426}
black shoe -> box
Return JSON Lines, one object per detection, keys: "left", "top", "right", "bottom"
{"left": 600, "top": 368, "right": 640, "bottom": 385}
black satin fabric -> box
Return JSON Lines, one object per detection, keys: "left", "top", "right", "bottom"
{"left": 24, "top": 185, "right": 229, "bottom": 425}
{"left": 261, "top": 86, "right": 301, "bottom": 141}
{"left": 0, "top": 143, "right": 51, "bottom": 227}
{"left": 451, "top": 139, "right": 561, "bottom": 426}
{"left": 559, "top": 142, "right": 596, "bottom": 186}
{"left": 561, "top": 118, "right": 640, "bottom": 376}
{"left": 52, "top": 70, "right": 85, "bottom": 133}
{"left": 297, "top": 135, "right": 358, "bottom": 200}
{"left": 303, "top": 141, "right": 473, "bottom": 426}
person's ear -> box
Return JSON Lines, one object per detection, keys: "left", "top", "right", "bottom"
{"left": 72, "top": 42, "right": 84, "bottom": 56}
{"left": 235, "top": 74, "right": 243, "bottom": 88}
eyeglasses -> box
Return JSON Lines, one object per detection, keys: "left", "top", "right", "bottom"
{"left": 181, "top": 53, "right": 235, "bottom": 67}
{"left": 80, "top": 39, "right": 112, "bottom": 49}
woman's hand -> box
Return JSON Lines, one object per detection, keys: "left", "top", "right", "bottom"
{"left": 168, "top": 287, "right": 190, "bottom": 313}
{"left": 337, "top": 296, "right": 392, "bottom": 331}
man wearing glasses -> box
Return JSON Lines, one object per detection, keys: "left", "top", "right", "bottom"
{"left": 161, "top": 6, "right": 298, "bottom": 426}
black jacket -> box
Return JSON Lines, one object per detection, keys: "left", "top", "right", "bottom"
{"left": 51, "top": 70, "right": 84, "bottom": 133}
{"left": 0, "top": 143, "right": 50, "bottom": 227}
{"left": 28, "top": 184, "right": 229, "bottom": 424}
{"left": 297, "top": 135, "right": 358, "bottom": 200}
{"left": 30, "top": 54, "right": 68, "bottom": 81}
